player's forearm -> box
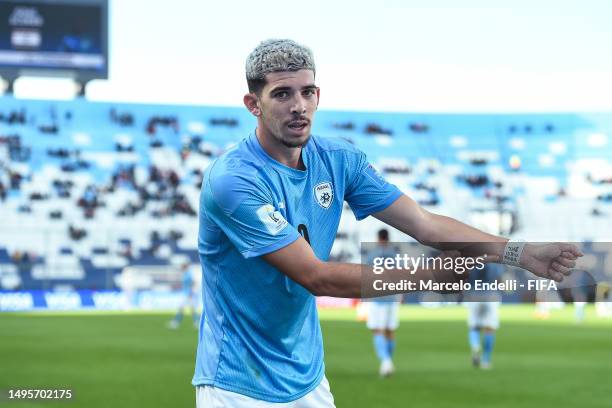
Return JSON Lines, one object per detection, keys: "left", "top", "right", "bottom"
{"left": 311, "top": 262, "right": 363, "bottom": 298}
{"left": 421, "top": 213, "right": 508, "bottom": 259}
{"left": 313, "top": 261, "right": 438, "bottom": 298}
{"left": 375, "top": 196, "right": 508, "bottom": 258}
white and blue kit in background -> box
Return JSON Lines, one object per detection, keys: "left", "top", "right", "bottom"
{"left": 365, "top": 245, "right": 403, "bottom": 330}
{"left": 465, "top": 263, "right": 504, "bottom": 368}
{"left": 194, "top": 132, "right": 401, "bottom": 403}
{"left": 465, "top": 264, "right": 503, "bottom": 330}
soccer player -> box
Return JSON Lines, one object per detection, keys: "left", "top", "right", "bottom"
{"left": 168, "top": 262, "right": 199, "bottom": 329}
{"left": 193, "top": 39, "right": 581, "bottom": 407}
{"left": 366, "top": 228, "right": 403, "bottom": 377}
{"left": 465, "top": 263, "right": 503, "bottom": 369}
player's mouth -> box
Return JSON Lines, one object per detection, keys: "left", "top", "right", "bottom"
{"left": 287, "top": 120, "right": 309, "bottom": 133}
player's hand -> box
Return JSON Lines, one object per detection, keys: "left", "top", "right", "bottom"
{"left": 520, "top": 243, "right": 583, "bottom": 282}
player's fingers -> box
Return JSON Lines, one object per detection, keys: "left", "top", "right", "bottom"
{"left": 560, "top": 251, "right": 578, "bottom": 260}
{"left": 549, "top": 269, "right": 564, "bottom": 282}
{"left": 559, "top": 243, "right": 583, "bottom": 257}
{"left": 551, "top": 261, "right": 571, "bottom": 276}
{"left": 556, "top": 256, "right": 576, "bottom": 269}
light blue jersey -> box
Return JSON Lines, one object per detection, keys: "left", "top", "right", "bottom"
{"left": 193, "top": 132, "right": 401, "bottom": 402}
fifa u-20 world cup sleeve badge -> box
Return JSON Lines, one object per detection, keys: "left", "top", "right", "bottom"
{"left": 256, "top": 204, "right": 289, "bottom": 235}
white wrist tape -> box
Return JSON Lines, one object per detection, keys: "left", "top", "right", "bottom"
{"left": 503, "top": 239, "right": 526, "bottom": 267}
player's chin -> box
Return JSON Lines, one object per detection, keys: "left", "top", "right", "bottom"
{"left": 283, "top": 128, "right": 310, "bottom": 145}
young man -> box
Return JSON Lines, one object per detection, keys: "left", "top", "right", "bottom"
{"left": 365, "top": 228, "right": 403, "bottom": 377}
{"left": 193, "top": 39, "right": 581, "bottom": 407}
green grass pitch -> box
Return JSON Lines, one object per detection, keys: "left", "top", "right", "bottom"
{"left": 1, "top": 305, "right": 610, "bottom": 408}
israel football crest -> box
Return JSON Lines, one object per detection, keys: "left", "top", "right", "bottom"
{"left": 314, "top": 182, "right": 334, "bottom": 209}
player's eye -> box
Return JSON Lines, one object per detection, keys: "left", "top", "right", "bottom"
{"left": 303, "top": 89, "right": 316, "bottom": 97}
{"left": 274, "top": 91, "right": 289, "bottom": 99}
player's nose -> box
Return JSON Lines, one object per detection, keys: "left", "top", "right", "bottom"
{"left": 290, "top": 95, "right": 307, "bottom": 115}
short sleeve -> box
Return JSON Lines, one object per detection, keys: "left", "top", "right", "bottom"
{"left": 344, "top": 152, "right": 402, "bottom": 220}
{"left": 203, "top": 171, "right": 300, "bottom": 258}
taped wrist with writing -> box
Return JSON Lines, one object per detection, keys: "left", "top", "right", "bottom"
{"left": 503, "top": 239, "right": 525, "bottom": 267}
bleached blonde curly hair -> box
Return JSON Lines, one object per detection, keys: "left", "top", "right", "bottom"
{"left": 245, "top": 39, "right": 316, "bottom": 95}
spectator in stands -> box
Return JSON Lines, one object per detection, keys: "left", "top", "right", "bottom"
{"left": 119, "top": 241, "right": 134, "bottom": 260}
{"left": 17, "top": 204, "right": 31, "bottom": 213}
{"left": 167, "top": 170, "right": 180, "bottom": 189}
{"left": 169, "top": 229, "right": 183, "bottom": 242}
{"left": 461, "top": 174, "right": 489, "bottom": 188}
{"left": 11, "top": 251, "right": 36, "bottom": 270}
{"left": 180, "top": 147, "right": 190, "bottom": 163}
{"left": 169, "top": 193, "right": 196, "bottom": 216}
{"left": 68, "top": 225, "right": 87, "bottom": 241}
{"left": 77, "top": 185, "right": 100, "bottom": 218}
{"left": 7, "top": 109, "right": 26, "bottom": 124}
{"left": 193, "top": 169, "right": 204, "bottom": 189}
{"left": 149, "top": 231, "right": 162, "bottom": 255}
{"left": 117, "top": 201, "right": 143, "bottom": 217}
{"left": 149, "top": 165, "right": 162, "bottom": 183}
{"left": 110, "top": 108, "right": 134, "bottom": 126}
{"left": 83, "top": 185, "right": 98, "bottom": 206}
{"left": 9, "top": 171, "right": 23, "bottom": 190}
{"left": 365, "top": 123, "right": 392, "bottom": 136}
{"left": 53, "top": 179, "right": 73, "bottom": 198}
{"left": 113, "top": 165, "right": 137, "bottom": 189}
{"left": 0, "top": 181, "right": 5, "bottom": 202}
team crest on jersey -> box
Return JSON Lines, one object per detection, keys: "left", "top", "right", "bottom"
{"left": 314, "top": 182, "right": 334, "bottom": 209}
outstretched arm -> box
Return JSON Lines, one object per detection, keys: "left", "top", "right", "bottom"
{"left": 263, "top": 237, "right": 367, "bottom": 298}
{"left": 373, "top": 195, "right": 507, "bottom": 252}
{"left": 373, "top": 194, "right": 582, "bottom": 281}
{"left": 264, "top": 194, "right": 582, "bottom": 298}
{"left": 263, "top": 237, "right": 483, "bottom": 298}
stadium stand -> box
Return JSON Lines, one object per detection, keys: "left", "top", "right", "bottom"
{"left": 0, "top": 95, "right": 611, "bottom": 292}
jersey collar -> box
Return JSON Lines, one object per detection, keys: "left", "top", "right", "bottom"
{"left": 248, "top": 131, "right": 310, "bottom": 179}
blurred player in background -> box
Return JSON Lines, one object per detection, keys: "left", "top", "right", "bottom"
{"left": 366, "top": 228, "right": 403, "bottom": 377}
{"left": 465, "top": 263, "right": 504, "bottom": 369}
{"left": 572, "top": 278, "right": 589, "bottom": 323}
{"left": 168, "top": 262, "right": 199, "bottom": 329}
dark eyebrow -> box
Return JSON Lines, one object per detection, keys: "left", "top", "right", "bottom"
{"left": 269, "top": 84, "right": 317, "bottom": 94}
{"left": 269, "top": 86, "right": 291, "bottom": 94}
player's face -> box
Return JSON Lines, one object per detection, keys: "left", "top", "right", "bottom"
{"left": 257, "top": 70, "right": 319, "bottom": 148}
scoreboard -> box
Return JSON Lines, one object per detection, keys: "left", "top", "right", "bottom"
{"left": 0, "top": 0, "right": 108, "bottom": 82}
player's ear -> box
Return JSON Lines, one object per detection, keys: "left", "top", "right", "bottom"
{"left": 244, "top": 93, "right": 261, "bottom": 117}
{"left": 315, "top": 87, "right": 320, "bottom": 109}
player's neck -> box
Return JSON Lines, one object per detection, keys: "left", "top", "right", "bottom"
{"left": 256, "top": 128, "right": 305, "bottom": 170}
